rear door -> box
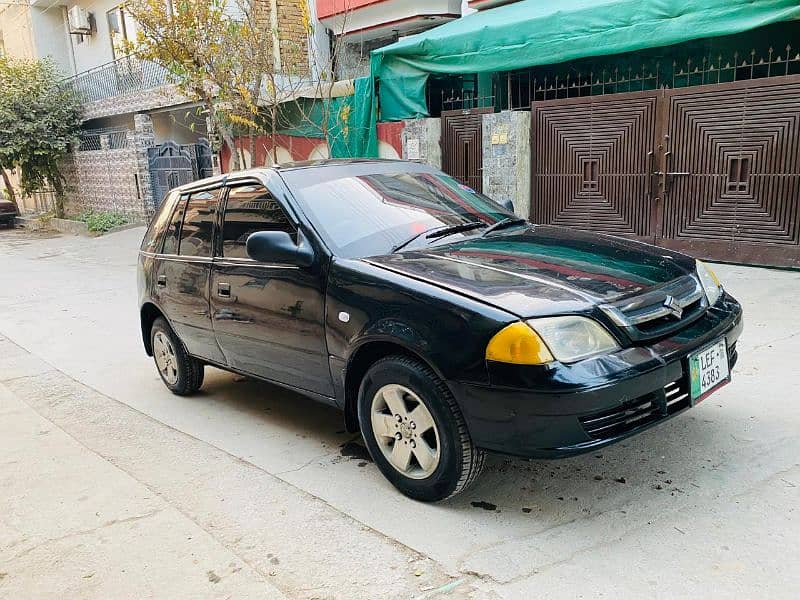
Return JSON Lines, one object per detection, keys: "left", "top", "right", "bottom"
{"left": 210, "top": 180, "right": 333, "bottom": 396}
{"left": 153, "top": 188, "right": 226, "bottom": 363}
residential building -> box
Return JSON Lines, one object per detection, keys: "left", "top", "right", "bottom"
{"left": 0, "top": 0, "right": 317, "bottom": 220}
{"left": 316, "top": 0, "right": 463, "bottom": 79}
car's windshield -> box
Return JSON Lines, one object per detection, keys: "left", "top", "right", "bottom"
{"left": 287, "top": 169, "right": 516, "bottom": 258}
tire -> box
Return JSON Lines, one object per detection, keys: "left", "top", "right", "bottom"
{"left": 357, "top": 355, "right": 485, "bottom": 502}
{"left": 150, "top": 317, "right": 204, "bottom": 395}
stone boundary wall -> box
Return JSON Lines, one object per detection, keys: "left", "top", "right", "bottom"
{"left": 62, "top": 146, "right": 143, "bottom": 219}
{"left": 61, "top": 113, "right": 157, "bottom": 221}
{"left": 401, "top": 118, "right": 442, "bottom": 169}
{"left": 401, "top": 113, "right": 532, "bottom": 219}
{"left": 482, "top": 111, "right": 531, "bottom": 219}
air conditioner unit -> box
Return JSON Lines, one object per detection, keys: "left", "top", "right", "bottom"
{"left": 68, "top": 6, "right": 92, "bottom": 35}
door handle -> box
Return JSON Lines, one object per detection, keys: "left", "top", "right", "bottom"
{"left": 217, "top": 283, "right": 231, "bottom": 297}
{"left": 157, "top": 275, "right": 166, "bottom": 287}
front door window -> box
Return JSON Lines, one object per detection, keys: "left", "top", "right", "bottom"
{"left": 221, "top": 184, "right": 295, "bottom": 259}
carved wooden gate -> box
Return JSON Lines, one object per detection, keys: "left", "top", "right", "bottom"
{"left": 441, "top": 107, "right": 493, "bottom": 193}
{"left": 530, "top": 75, "right": 800, "bottom": 267}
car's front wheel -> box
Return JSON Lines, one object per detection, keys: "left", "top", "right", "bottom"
{"left": 151, "top": 317, "right": 204, "bottom": 395}
{"left": 358, "top": 355, "right": 485, "bottom": 502}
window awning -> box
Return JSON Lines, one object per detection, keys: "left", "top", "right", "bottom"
{"left": 371, "top": 0, "right": 800, "bottom": 120}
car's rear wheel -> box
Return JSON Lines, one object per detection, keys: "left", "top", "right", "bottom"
{"left": 151, "top": 317, "right": 204, "bottom": 395}
{"left": 357, "top": 355, "right": 485, "bottom": 501}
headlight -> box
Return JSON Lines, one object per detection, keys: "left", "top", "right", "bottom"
{"left": 696, "top": 260, "right": 723, "bottom": 306}
{"left": 485, "top": 317, "right": 619, "bottom": 365}
{"left": 528, "top": 316, "right": 620, "bottom": 363}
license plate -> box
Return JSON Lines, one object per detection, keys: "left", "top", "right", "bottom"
{"left": 688, "top": 338, "right": 730, "bottom": 403}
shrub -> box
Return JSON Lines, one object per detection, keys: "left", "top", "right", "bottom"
{"left": 76, "top": 211, "right": 129, "bottom": 233}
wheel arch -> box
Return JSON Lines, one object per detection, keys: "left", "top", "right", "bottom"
{"left": 342, "top": 338, "right": 448, "bottom": 433}
{"left": 140, "top": 302, "right": 167, "bottom": 356}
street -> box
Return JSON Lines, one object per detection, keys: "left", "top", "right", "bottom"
{"left": 1, "top": 226, "right": 799, "bottom": 599}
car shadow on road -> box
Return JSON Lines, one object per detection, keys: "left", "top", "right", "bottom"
{"left": 191, "top": 367, "right": 756, "bottom": 527}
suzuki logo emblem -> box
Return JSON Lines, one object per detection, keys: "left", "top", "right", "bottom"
{"left": 663, "top": 295, "right": 683, "bottom": 319}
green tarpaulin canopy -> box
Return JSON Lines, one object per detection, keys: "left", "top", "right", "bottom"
{"left": 371, "top": 0, "right": 800, "bottom": 121}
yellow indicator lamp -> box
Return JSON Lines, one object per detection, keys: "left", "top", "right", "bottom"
{"left": 485, "top": 322, "right": 554, "bottom": 365}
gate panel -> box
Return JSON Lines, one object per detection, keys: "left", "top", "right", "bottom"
{"left": 147, "top": 141, "right": 197, "bottom": 207}
{"left": 659, "top": 76, "right": 800, "bottom": 267}
{"left": 441, "top": 107, "right": 493, "bottom": 193}
{"left": 530, "top": 92, "right": 660, "bottom": 242}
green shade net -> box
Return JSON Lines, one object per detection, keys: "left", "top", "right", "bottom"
{"left": 327, "top": 76, "right": 379, "bottom": 158}
{"left": 273, "top": 77, "right": 378, "bottom": 158}
{"left": 372, "top": 0, "right": 800, "bottom": 121}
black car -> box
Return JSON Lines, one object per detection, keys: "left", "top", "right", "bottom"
{"left": 137, "top": 159, "right": 742, "bottom": 501}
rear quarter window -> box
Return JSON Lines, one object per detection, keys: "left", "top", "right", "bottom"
{"left": 140, "top": 191, "right": 181, "bottom": 253}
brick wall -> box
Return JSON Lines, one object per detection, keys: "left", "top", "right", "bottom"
{"left": 252, "top": 0, "right": 310, "bottom": 76}
{"left": 277, "top": 0, "right": 310, "bottom": 75}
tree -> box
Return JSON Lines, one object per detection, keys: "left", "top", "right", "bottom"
{"left": 126, "top": 0, "right": 311, "bottom": 170}
{"left": 0, "top": 58, "right": 82, "bottom": 216}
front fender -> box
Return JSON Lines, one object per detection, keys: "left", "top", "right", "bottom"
{"left": 326, "top": 258, "right": 516, "bottom": 384}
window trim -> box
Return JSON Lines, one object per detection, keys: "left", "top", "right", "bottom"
{"left": 176, "top": 187, "right": 223, "bottom": 259}
{"left": 159, "top": 193, "right": 189, "bottom": 256}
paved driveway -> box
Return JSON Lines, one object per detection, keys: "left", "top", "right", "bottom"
{"left": 1, "top": 226, "right": 798, "bottom": 598}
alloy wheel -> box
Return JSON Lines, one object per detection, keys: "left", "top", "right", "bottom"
{"left": 370, "top": 384, "right": 441, "bottom": 479}
{"left": 153, "top": 331, "right": 179, "bottom": 385}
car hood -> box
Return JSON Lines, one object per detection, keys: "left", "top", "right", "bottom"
{"left": 364, "top": 225, "right": 696, "bottom": 317}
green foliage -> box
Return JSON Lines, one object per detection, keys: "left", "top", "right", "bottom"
{"left": 75, "top": 211, "right": 129, "bottom": 233}
{"left": 0, "top": 58, "right": 82, "bottom": 216}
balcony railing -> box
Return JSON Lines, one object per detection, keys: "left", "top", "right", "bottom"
{"left": 62, "top": 56, "right": 172, "bottom": 104}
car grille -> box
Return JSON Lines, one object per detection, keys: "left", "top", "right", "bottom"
{"left": 579, "top": 378, "right": 691, "bottom": 441}
{"left": 600, "top": 275, "right": 708, "bottom": 342}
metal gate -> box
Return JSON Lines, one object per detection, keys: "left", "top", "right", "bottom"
{"left": 441, "top": 107, "right": 493, "bottom": 193}
{"left": 147, "top": 139, "right": 214, "bottom": 207}
{"left": 530, "top": 76, "right": 800, "bottom": 267}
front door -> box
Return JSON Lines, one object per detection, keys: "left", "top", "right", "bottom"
{"left": 153, "top": 188, "right": 226, "bottom": 363}
{"left": 210, "top": 181, "right": 333, "bottom": 397}
{"left": 441, "top": 107, "right": 493, "bottom": 193}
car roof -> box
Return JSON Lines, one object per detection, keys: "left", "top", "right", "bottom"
{"left": 173, "top": 159, "right": 425, "bottom": 193}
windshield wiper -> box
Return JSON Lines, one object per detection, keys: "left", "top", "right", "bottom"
{"left": 391, "top": 221, "right": 486, "bottom": 253}
{"left": 480, "top": 217, "right": 527, "bottom": 237}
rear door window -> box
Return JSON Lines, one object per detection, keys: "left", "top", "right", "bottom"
{"left": 220, "top": 184, "right": 295, "bottom": 259}
{"left": 161, "top": 194, "right": 188, "bottom": 255}
{"left": 178, "top": 189, "right": 222, "bottom": 257}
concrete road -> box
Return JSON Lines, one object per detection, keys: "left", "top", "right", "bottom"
{"left": 1, "top": 226, "right": 798, "bottom": 599}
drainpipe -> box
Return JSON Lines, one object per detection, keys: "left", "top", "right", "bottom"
{"left": 270, "top": 0, "right": 281, "bottom": 71}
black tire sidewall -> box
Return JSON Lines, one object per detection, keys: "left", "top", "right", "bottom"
{"left": 358, "top": 357, "right": 465, "bottom": 502}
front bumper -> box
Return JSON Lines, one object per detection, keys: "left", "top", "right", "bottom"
{"left": 450, "top": 294, "right": 743, "bottom": 459}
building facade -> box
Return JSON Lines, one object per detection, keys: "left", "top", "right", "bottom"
{"left": 0, "top": 0, "right": 316, "bottom": 220}
{"left": 316, "top": 0, "right": 463, "bottom": 79}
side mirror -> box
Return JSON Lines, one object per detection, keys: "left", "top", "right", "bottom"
{"left": 246, "top": 230, "right": 314, "bottom": 267}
